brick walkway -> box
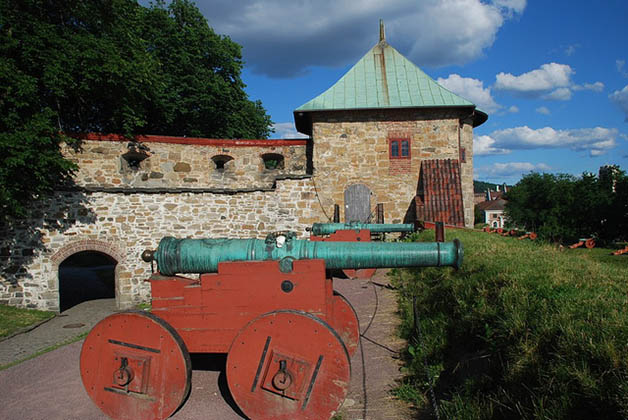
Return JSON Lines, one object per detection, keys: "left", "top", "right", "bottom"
{"left": 0, "top": 271, "right": 414, "bottom": 419}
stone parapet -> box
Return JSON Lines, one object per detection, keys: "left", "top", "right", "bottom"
{"left": 63, "top": 135, "right": 308, "bottom": 191}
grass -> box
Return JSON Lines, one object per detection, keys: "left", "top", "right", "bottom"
{"left": 390, "top": 229, "right": 628, "bottom": 420}
{"left": 0, "top": 304, "right": 55, "bottom": 338}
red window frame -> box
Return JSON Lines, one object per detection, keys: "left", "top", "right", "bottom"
{"left": 388, "top": 138, "right": 411, "bottom": 159}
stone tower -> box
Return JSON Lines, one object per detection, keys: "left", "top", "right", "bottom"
{"left": 294, "top": 21, "right": 487, "bottom": 227}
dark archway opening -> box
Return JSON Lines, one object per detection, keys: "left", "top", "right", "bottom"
{"left": 58, "top": 251, "right": 116, "bottom": 312}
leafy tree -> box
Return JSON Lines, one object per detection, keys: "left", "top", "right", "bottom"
{"left": 505, "top": 169, "right": 627, "bottom": 244}
{"left": 473, "top": 180, "right": 499, "bottom": 193}
{"left": 0, "top": 0, "right": 272, "bottom": 220}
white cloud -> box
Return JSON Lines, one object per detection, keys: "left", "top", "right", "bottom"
{"left": 508, "top": 105, "right": 519, "bottom": 113}
{"left": 492, "top": 0, "right": 527, "bottom": 14}
{"left": 536, "top": 106, "right": 550, "bottom": 115}
{"left": 490, "top": 126, "right": 618, "bottom": 156}
{"left": 192, "top": 0, "right": 526, "bottom": 77}
{"left": 494, "top": 63, "right": 573, "bottom": 93}
{"left": 494, "top": 63, "right": 604, "bottom": 101}
{"left": 270, "top": 122, "right": 310, "bottom": 139}
{"left": 542, "top": 87, "right": 572, "bottom": 101}
{"left": 617, "top": 60, "right": 628, "bottom": 78}
{"left": 573, "top": 82, "right": 604, "bottom": 92}
{"left": 437, "top": 74, "right": 500, "bottom": 113}
{"left": 564, "top": 45, "right": 578, "bottom": 56}
{"left": 473, "top": 135, "right": 510, "bottom": 155}
{"left": 475, "top": 162, "right": 551, "bottom": 180}
{"left": 609, "top": 85, "right": 628, "bottom": 121}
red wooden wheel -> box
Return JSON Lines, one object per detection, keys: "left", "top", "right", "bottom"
{"left": 80, "top": 311, "right": 191, "bottom": 420}
{"left": 342, "top": 268, "right": 376, "bottom": 279}
{"left": 329, "top": 292, "right": 360, "bottom": 357}
{"left": 226, "top": 310, "right": 351, "bottom": 420}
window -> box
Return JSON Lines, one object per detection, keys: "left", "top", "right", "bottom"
{"left": 389, "top": 138, "right": 411, "bottom": 159}
{"left": 121, "top": 142, "right": 149, "bottom": 171}
{"left": 211, "top": 155, "right": 233, "bottom": 172}
{"left": 261, "top": 153, "right": 285, "bottom": 170}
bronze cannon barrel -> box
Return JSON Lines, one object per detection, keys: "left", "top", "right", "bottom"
{"left": 144, "top": 233, "right": 463, "bottom": 276}
{"left": 308, "top": 222, "right": 417, "bottom": 235}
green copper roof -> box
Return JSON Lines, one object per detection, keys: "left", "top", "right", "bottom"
{"left": 294, "top": 29, "right": 487, "bottom": 135}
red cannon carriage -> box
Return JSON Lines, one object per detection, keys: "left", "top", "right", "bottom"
{"left": 80, "top": 232, "right": 462, "bottom": 420}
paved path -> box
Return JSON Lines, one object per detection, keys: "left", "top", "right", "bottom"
{"left": 0, "top": 298, "right": 118, "bottom": 367}
{"left": 0, "top": 271, "right": 414, "bottom": 419}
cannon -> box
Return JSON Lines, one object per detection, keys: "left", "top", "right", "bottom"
{"left": 308, "top": 222, "right": 419, "bottom": 279}
{"left": 80, "top": 232, "right": 462, "bottom": 420}
{"left": 307, "top": 222, "right": 417, "bottom": 236}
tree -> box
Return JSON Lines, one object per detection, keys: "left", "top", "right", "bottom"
{"left": 0, "top": 0, "right": 272, "bottom": 220}
{"left": 505, "top": 169, "right": 627, "bottom": 244}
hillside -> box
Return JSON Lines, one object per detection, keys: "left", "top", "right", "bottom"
{"left": 392, "top": 229, "right": 628, "bottom": 419}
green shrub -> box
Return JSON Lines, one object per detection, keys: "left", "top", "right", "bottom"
{"left": 391, "top": 230, "right": 628, "bottom": 419}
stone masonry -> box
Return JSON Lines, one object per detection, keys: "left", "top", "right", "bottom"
{"left": 0, "top": 136, "right": 329, "bottom": 311}
{"left": 309, "top": 109, "right": 475, "bottom": 227}
{"left": 0, "top": 113, "right": 476, "bottom": 311}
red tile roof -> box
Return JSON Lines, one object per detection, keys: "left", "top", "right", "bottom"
{"left": 477, "top": 198, "right": 506, "bottom": 211}
{"left": 415, "top": 159, "right": 465, "bottom": 227}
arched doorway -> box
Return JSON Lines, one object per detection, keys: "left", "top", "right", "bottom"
{"left": 58, "top": 251, "right": 117, "bottom": 312}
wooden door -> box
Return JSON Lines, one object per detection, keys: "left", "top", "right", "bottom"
{"left": 344, "top": 184, "right": 371, "bottom": 222}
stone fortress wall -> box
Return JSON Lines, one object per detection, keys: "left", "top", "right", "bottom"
{"left": 0, "top": 105, "right": 476, "bottom": 312}
{"left": 0, "top": 110, "right": 476, "bottom": 311}
{"left": 0, "top": 136, "right": 327, "bottom": 311}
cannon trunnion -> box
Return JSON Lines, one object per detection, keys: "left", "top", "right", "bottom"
{"left": 80, "top": 233, "right": 462, "bottom": 420}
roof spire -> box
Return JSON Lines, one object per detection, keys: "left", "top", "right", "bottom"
{"left": 379, "top": 19, "right": 385, "bottom": 43}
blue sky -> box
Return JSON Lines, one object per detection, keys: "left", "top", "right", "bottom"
{"left": 189, "top": 0, "right": 628, "bottom": 183}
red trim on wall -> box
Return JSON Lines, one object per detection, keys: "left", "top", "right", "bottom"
{"left": 72, "top": 133, "right": 308, "bottom": 147}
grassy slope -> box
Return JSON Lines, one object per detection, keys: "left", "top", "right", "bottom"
{"left": 391, "top": 230, "right": 628, "bottom": 420}
{"left": 0, "top": 305, "right": 54, "bottom": 338}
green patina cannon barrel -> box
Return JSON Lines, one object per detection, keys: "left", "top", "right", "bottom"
{"left": 143, "top": 232, "right": 462, "bottom": 276}
{"left": 308, "top": 222, "right": 416, "bottom": 236}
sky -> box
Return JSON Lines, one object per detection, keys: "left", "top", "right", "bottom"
{"left": 187, "top": 0, "right": 628, "bottom": 183}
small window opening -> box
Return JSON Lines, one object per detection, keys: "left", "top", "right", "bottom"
{"left": 211, "top": 155, "right": 234, "bottom": 173}
{"left": 121, "top": 141, "right": 150, "bottom": 170}
{"left": 261, "top": 153, "right": 285, "bottom": 170}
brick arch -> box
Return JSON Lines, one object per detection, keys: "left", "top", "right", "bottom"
{"left": 51, "top": 239, "right": 125, "bottom": 311}
{"left": 51, "top": 239, "right": 125, "bottom": 265}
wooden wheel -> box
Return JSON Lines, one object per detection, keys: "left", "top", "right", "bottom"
{"left": 226, "top": 310, "right": 351, "bottom": 420}
{"left": 80, "top": 311, "right": 191, "bottom": 420}
{"left": 329, "top": 292, "right": 359, "bottom": 356}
